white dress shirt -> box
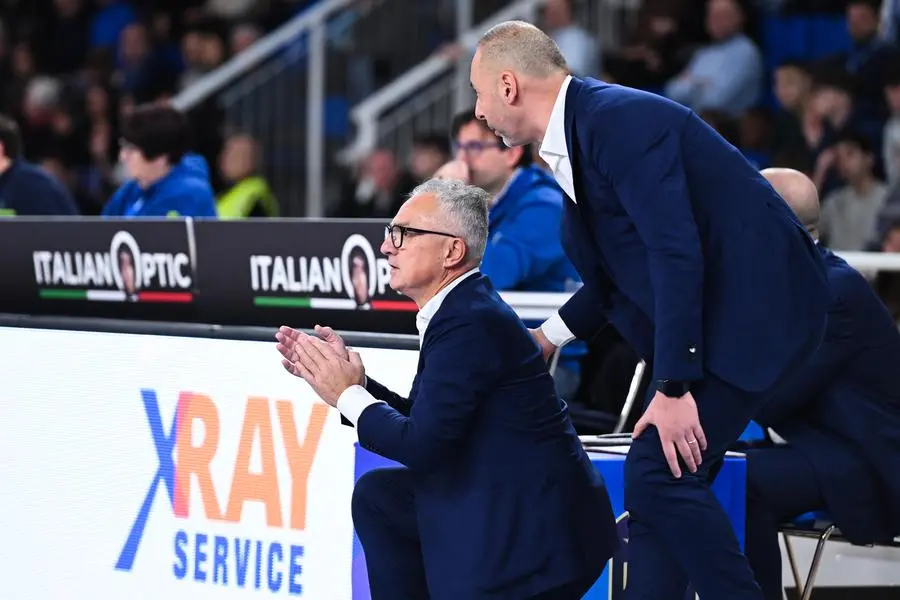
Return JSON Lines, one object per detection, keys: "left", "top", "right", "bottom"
{"left": 537, "top": 75, "right": 579, "bottom": 349}
{"left": 538, "top": 74, "right": 576, "bottom": 204}
{"left": 335, "top": 268, "right": 481, "bottom": 425}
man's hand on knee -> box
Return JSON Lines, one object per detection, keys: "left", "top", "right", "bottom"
{"left": 633, "top": 391, "right": 708, "bottom": 478}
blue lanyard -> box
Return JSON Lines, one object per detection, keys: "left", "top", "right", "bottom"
{"left": 124, "top": 197, "right": 145, "bottom": 217}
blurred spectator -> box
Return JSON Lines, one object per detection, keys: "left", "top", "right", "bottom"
{"left": 882, "top": 65, "right": 900, "bottom": 186}
{"left": 699, "top": 109, "right": 741, "bottom": 146}
{"left": 874, "top": 220, "right": 900, "bottom": 323}
{"left": 332, "top": 148, "right": 415, "bottom": 218}
{"left": 216, "top": 132, "right": 278, "bottom": 217}
{"left": 740, "top": 107, "right": 775, "bottom": 168}
{"left": 820, "top": 131, "right": 888, "bottom": 250}
{"left": 230, "top": 22, "right": 263, "bottom": 55}
{"left": 541, "top": 0, "right": 600, "bottom": 77}
{"left": 605, "top": 0, "right": 698, "bottom": 91}
{"left": 102, "top": 103, "right": 216, "bottom": 217}
{"left": 42, "top": 0, "right": 91, "bottom": 75}
{"left": 205, "top": 0, "right": 267, "bottom": 22}
{"left": 0, "top": 114, "right": 79, "bottom": 216}
{"left": 665, "top": 0, "right": 763, "bottom": 116}
{"left": 807, "top": 68, "right": 883, "bottom": 193}
{"left": 409, "top": 133, "right": 450, "bottom": 184}
{"left": 448, "top": 109, "right": 579, "bottom": 293}
{"left": 771, "top": 60, "right": 815, "bottom": 171}
{"left": 821, "top": 0, "right": 894, "bottom": 119}
{"left": 447, "top": 108, "right": 583, "bottom": 401}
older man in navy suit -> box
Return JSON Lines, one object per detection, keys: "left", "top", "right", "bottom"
{"left": 469, "top": 21, "right": 831, "bottom": 599}
{"left": 744, "top": 168, "right": 900, "bottom": 599}
{"left": 276, "top": 178, "right": 617, "bottom": 600}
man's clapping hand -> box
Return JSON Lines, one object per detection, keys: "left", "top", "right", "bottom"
{"left": 276, "top": 325, "right": 365, "bottom": 407}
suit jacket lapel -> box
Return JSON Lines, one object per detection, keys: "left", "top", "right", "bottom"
{"left": 564, "top": 76, "right": 584, "bottom": 203}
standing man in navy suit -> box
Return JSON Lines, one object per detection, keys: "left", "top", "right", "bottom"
{"left": 276, "top": 178, "right": 617, "bottom": 599}
{"left": 745, "top": 168, "right": 900, "bottom": 599}
{"left": 469, "top": 21, "right": 831, "bottom": 598}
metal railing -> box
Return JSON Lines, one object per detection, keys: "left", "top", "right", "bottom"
{"left": 172, "top": 0, "right": 367, "bottom": 218}
{"left": 171, "top": 0, "right": 524, "bottom": 217}
{"left": 339, "top": 0, "right": 543, "bottom": 165}
{"left": 339, "top": 0, "right": 644, "bottom": 165}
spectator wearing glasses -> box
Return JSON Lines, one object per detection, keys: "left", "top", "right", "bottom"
{"left": 435, "top": 108, "right": 584, "bottom": 401}
{"left": 102, "top": 103, "right": 217, "bottom": 218}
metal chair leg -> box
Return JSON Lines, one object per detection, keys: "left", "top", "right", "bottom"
{"left": 800, "top": 524, "right": 836, "bottom": 600}
{"left": 782, "top": 531, "right": 805, "bottom": 597}
{"left": 613, "top": 360, "right": 645, "bottom": 434}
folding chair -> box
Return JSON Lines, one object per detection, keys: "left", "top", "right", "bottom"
{"left": 613, "top": 360, "right": 646, "bottom": 434}
{"left": 780, "top": 513, "right": 900, "bottom": 600}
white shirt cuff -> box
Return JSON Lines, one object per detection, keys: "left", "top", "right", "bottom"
{"left": 336, "top": 384, "right": 384, "bottom": 426}
{"left": 541, "top": 311, "right": 576, "bottom": 348}
{"left": 768, "top": 428, "right": 788, "bottom": 445}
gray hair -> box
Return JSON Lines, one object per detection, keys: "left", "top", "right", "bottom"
{"left": 409, "top": 178, "right": 490, "bottom": 266}
{"left": 477, "top": 20, "right": 568, "bottom": 78}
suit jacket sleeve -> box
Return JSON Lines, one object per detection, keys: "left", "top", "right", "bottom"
{"left": 340, "top": 376, "right": 411, "bottom": 427}
{"left": 589, "top": 97, "right": 704, "bottom": 382}
{"left": 354, "top": 318, "right": 499, "bottom": 473}
{"left": 754, "top": 277, "right": 856, "bottom": 425}
{"left": 558, "top": 281, "right": 609, "bottom": 341}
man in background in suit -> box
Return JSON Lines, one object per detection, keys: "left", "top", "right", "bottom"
{"left": 276, "top": 178, "right": 617, "bottom": 600}
{"left": 469, "top": 21, "right": 831, "bottom": 598}
{"left": 745, "top": 168, "right": 900, "bottom": 600}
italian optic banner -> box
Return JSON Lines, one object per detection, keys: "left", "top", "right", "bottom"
{"left": 0, "top": 326, "right": 419, "bottom": 599}
{"left": 192, "top": 220, "right": 417, "bottom": 334}
{"left": 0, "top": 218, "right": 198, "bottom": 323}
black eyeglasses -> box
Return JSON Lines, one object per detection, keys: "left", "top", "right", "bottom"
{"left": 452, "top": 140, "right": 503, "bottom": 156}
{"left": 385, "top": 224, "right": 458, "bottom": 249}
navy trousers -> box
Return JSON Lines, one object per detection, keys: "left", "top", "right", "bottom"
{"left": 623, "top": 373, "right": 767, "bottom": 599}
{"left": 352, "top": 467, "right": 596, "bottom": 600}
{"left": 352, "top": 467, "right": 428, "bottom": 600}
{"left": 744, "top": 446, "right": 826, "bottom": 600}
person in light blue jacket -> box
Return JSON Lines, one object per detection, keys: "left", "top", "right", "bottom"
{"left": 438, "top": 109, "right": 584, "bottom": 399}
{"left": 103, "top": 103, "right": 217, "bottom": 218}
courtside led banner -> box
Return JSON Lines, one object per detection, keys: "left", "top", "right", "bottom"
{"left": 0, "top": 219, "right": 198, "bottom": 323}
{"left": 0, "top": 325, "right": 749, "bottom": 600}
{"left": 192, "top": 220, "right": 417, "bottom": 334}
{"left": 0, "top": 218, "right": 418, "bottom": 334}
{"left": 0, "top": 326, "right": 418, "bottom": 599}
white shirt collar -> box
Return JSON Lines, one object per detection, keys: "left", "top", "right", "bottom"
{"left": 538, "top": 74, "right": 572, "bottom": 160}
{"left": 415, "top": 267, "right": 480, "bottom": 343}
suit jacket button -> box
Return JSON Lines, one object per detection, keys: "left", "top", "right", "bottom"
{"left": 688, "top": 345, "right": 697, "bottom": 358}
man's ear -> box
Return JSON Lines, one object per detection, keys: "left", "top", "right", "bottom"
{"left": 444, "top": 238, "right": 468, "bottom": 268}
{"left": 499, "top": 71, "right": 519, "bottom": 105}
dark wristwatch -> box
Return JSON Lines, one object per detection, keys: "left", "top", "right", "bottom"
{"left": 655, "top": 379, "right": 691, "bottom": 398}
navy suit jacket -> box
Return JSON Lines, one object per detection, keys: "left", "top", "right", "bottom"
{"left": 351, "top": 274, "right": 617, "bottom": 599}
{"left": 557, "top": 78, "right": 831, "bottom": 392}
{"left": 755, "top": 248, "right": 900, "bottom": 543}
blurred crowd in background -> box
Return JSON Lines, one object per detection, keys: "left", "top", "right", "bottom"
{"left": 6, "top": 0, "right": 900, "bottom": 426}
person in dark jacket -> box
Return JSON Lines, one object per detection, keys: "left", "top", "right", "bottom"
{"left": 0, "top": 114, "right": 79, "bottom": 216}
{"left": 747, "top": 168, "right": 900, "bottom": 600}
{"left": 102, "top": 103, "right": 217, "bottom": 218}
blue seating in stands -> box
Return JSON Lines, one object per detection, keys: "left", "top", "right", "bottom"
{"left": 761, "top": 14, "right": 850, "bottom": 71}
{"left": 759, "top": 14, "right": 852, "bottom": 107}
